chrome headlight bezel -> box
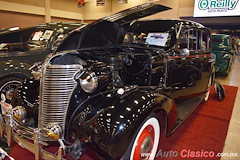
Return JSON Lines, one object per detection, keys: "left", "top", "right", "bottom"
{"left": 78, "top": 71, "right": 98, "bottom": 93}
{"left": 13, "top": 106, "right": 27, "bottom": 121}
{"left": 42, "top": 122, "right": 62, "bottom": 140}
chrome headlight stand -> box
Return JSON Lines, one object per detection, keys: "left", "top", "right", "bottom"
{"left": 3, "top": 115, "right": 65, "bottom": 160}
{"left": 0, "top": 100, "right": 65, "bottom": 160}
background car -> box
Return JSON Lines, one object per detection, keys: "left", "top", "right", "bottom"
{"left": 0, "top": 22, "right": 85, "bottom": 103}
{"left": 212, "top": 34, "right": 234, "bottom": 76}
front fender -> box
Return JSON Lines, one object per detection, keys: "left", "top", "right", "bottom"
{"left": 11, "top": 77, "right": 39, "bottom": 118}
{"left": 222, "top": 53, "right": 231, "bottom": 59}
{"left": 0, "top": 60, "right": 32, "bottom": 78}
{"left": 65, "top": 83, "right": 115, "bottom": 141}
{"left": 70, "top": 87, "right": 176, "bottom": 159}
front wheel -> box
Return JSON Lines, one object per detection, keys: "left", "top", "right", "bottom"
{"left": 122, "top": 115, "right": 160, "bottom": 160}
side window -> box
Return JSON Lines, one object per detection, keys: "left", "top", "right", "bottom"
{"left": 179, "top": 29, "right": 210, "bottom": 52}
{"left": 202, "top": 31, "right": 210, "bottom": 51}
{"left": 188, "top": 30, "right": 197, "bottom": 50}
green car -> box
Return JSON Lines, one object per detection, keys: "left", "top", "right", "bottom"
{"left": 212, "top": 34, "right": 234, "bottom": 75}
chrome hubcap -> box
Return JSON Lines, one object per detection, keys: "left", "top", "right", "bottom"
{"left": 6, "top": 89, "right": 14, "bottom": 100}
{"left": 0, "top": 80, "right": 21, "bottom": 102}
{"left": 134, "top": 125, "right": 155, "bottom": 159}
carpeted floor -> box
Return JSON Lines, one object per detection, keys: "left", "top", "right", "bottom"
{"left": 157, "top": 85, "right": 238, "bottom": 160}
{"left": 4, "top": 85, "right": 238, "bottom": 160}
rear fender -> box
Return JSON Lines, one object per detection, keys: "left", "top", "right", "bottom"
{"left": 223, "top": 54, "right": 231, "bottom": 59}
{"left": 214, "top": 80, "right": 225, "bottom": 101}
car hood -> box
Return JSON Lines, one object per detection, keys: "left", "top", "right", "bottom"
{"left": 57, "top": 3, "right": 171, "bottom": 52}
{"left": 102, "top": 3, "right": 171, "bottom": 24}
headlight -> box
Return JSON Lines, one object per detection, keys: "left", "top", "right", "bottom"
{"left": 13, "top": 106, "right": 26, "bottom": 121}
{"left": 222, "top": 52, "right": 230, "bottom": 59}
{"left": 42, "top": 123, "right": 62, "bottom": 140}
{"left": 78, "top": 71, "right": 98, "bottom": 93}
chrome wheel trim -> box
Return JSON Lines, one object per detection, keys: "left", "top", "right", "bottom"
{"left": 204, "top": 89, "right": 210, "bottom": 102}
{"left": 204, "top": 76, "right": 212, "bottom": 102}
{"left": 0, "top": 80, "right": 22, "bottom": 101}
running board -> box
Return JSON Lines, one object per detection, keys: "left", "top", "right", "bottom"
{"left": 176, "top": 96, "right": 203, "bottom": 121}
{"left": 167, "top": 95, "right": 203, "bottom": 136}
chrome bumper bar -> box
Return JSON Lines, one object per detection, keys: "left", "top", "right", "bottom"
{"left": 0, "top": 111, "right": 64, "bottom": 160}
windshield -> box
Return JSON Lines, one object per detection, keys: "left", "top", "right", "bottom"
{"left": 212, "top": 37, "right": 223, "bottom": 45}
{"left": 212, "top": 35, "right": 231, "bottom": 48}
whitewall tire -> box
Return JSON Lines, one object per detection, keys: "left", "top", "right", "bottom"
{"left": 202, "top": 75, "right": 212, "bottom": 103}
{"left": 129, "top": 116, "right": 160, "bottom": 160}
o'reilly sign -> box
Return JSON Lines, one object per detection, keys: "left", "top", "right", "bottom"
{"left": 194, "top": 0, "right": 240, "bottom": 17}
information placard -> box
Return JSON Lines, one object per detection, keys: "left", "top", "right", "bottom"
{"left": 146, "top": 33, "right": 169, "bottom": 47}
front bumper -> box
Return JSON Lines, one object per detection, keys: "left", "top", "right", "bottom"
{"left": 0, "top": 102, "right": 64, "bottom": 160}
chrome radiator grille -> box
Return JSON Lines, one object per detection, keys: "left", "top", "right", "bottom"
{"left": 39, "top": 64, "right": 81, "bottom": 137}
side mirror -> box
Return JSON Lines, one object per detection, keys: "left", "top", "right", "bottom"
{"left": 180, "top": 48, "right": 190, "bottom": 57}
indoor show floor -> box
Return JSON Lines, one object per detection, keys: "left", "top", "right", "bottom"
{"left": 217, "top": 58, "right": 240, "bottom": 160}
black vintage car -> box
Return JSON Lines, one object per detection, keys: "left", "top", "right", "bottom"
{"left": 0, "top": 22, "right": 85, "bottom": 103}
{"left": 0, "top": 3, "right": 225, "bottom": 160}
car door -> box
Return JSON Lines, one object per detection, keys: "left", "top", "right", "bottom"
{"left": 169, "top": 27, "right": 212, "bottom": 101}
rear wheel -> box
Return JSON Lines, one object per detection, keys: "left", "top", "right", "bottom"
{"left": 122, "top": 115, "right": 160, "bottom": 160}
{"left": 203, "top": 89, "right": 210, "bottom": 102}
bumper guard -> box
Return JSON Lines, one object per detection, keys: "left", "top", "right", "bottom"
{"left": 0, "top": 102, "right": 64, "bottom": 160}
